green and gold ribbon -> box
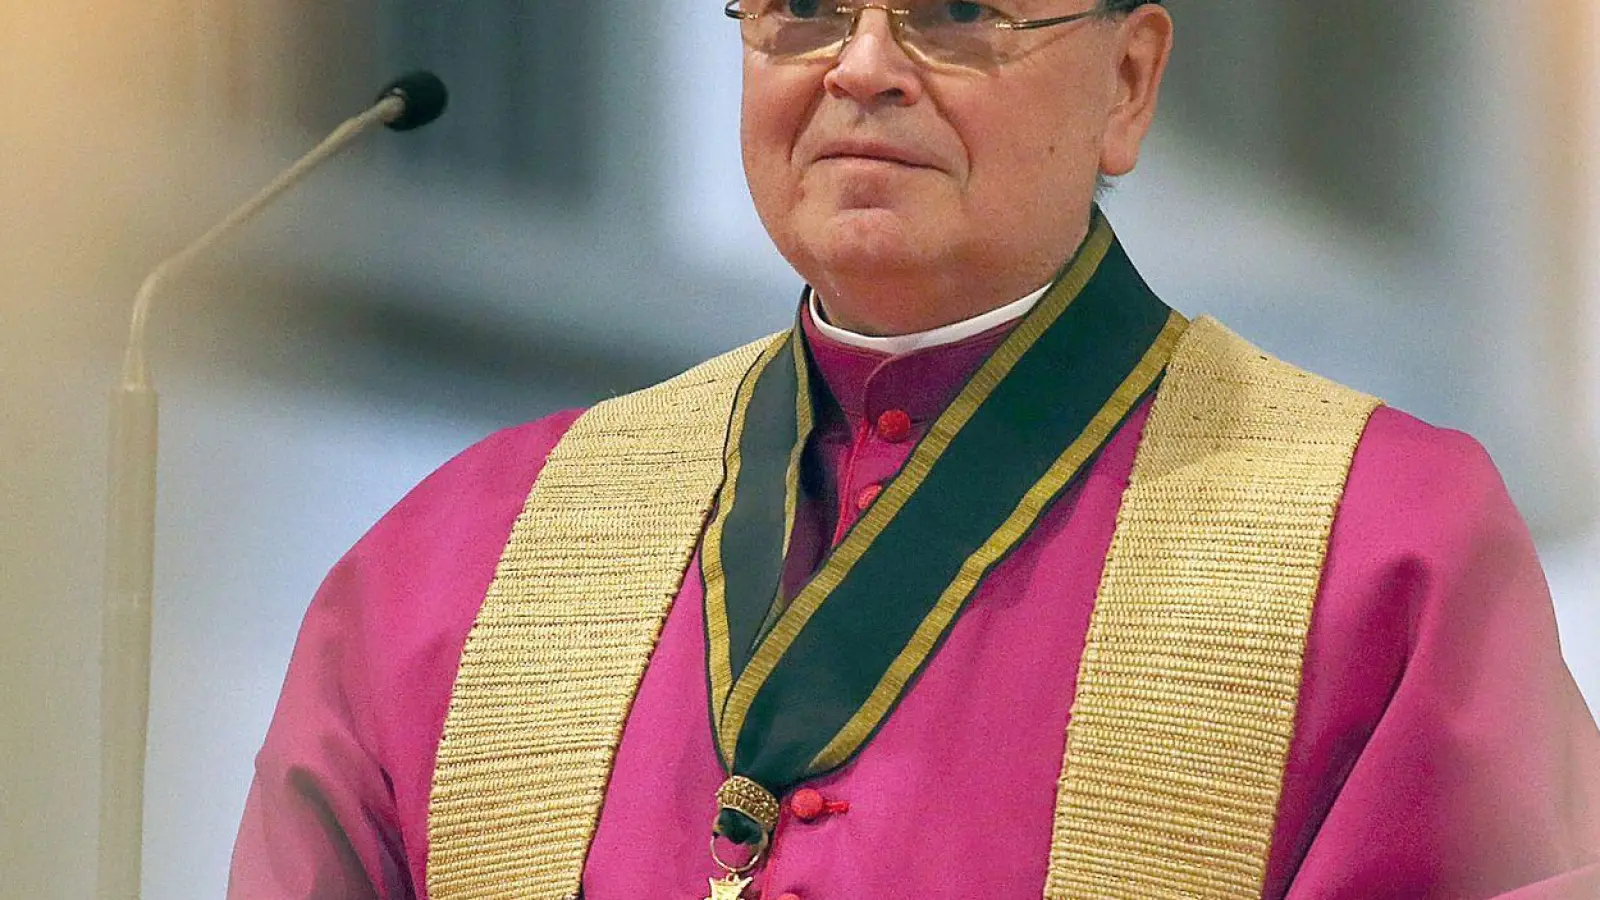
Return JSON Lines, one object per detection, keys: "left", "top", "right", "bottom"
{"left": 702, "top": 212, "right": 1187, "bottom": 838}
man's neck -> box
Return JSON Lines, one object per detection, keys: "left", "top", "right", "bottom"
{"left": 811, "top": 271, "right": 1043, "bottom": 336}
{"left": 809, "top": 284, "right": 1049, "bottom": 356}
{"left": 802, "top": 222, "right": 1091, "bottom": 337}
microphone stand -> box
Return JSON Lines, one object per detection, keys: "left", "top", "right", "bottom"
{"left": 98, "top": 80, "right": 432, "bottom": 899}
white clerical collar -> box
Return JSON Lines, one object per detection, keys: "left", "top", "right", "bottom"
{"left": 808, "top": 283, "right": 1050, "bottom": 355}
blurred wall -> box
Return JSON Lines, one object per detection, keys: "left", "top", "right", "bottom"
{"left": 2, "top": 2, "right": 1596, "bottom": 898}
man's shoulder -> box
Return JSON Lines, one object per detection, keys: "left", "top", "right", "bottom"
{"left": 583, "top": 332, "right": 785, "bottom": 418}
{"left": 1198, "top": 317, "right": 1500, "bottom": 497}
{"left": 1348, "top": 405, "right": 1510, "bottom": 525}
{"left": 1261, "top": 346, "right": 1522, "bottom": 563}
{"left": 414, "top": 332, "right": 782, "bottom": 507}
{"left": 1177, "top": 316, "right": 1507, "bottom": 514}
{"left": 360, "top": 408, "right": 591, "bottom": 547}
{"left": 1172, "top": 316, "right": 1378, "bottom": 409}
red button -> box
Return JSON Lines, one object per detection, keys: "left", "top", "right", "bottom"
{"left": 789, "top": 788, "right": 826, "bottom": 821}
{"left": 855, "top": 483, "right": 883, "bottom": 511}
{"left": 875, "top": 409, "right": 913, "bottom": 442}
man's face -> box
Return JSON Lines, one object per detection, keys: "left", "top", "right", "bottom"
{"left": 740, "top": 3, "right": 1166, "bottom": 312}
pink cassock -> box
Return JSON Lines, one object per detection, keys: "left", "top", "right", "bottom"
{"left": 230, "top": 311, "right": 1600, "bottom": 899}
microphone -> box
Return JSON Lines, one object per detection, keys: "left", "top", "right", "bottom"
{"left": 379, "top": 71, "right": 449, "bottom": 132}
{"left": 118, "top": 70, "right": 449, "bottom": 392}
{"left": 98, "top": 73, "right": 448, "bottom": 900}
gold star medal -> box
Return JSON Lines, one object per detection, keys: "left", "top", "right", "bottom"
{"left": 704, "top": 873, "right": 754, "bottom": 900}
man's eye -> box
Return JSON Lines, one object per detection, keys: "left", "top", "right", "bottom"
{"left": 938, "top": 1, "right": 998, "bottom": 25}
{"left": 784, "top": 0, "right": 824, "bottom": 18}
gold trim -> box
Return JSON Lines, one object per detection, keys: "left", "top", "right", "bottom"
{"left": 426, "top": 335, "right": 781, "bottom": 900}
{"left": 1043, "top": 317, "right": 1381, "bottom": 899}
{"left": 809, "top": 310, "right": 1189, "bottom": 771}
{"left": 716, "top": 220, "right": 1116, "bottom": 757}
{"left": 702, "top": 336, "right": 791, "bottom": 742}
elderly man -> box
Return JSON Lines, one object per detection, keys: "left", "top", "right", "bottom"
{"left": 230, "top": 1, "right": 1600, "bottom": 898}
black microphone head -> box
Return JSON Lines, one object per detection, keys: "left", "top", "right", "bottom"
{"left": 379, "top": 71, "right": 448, "bottom": 131}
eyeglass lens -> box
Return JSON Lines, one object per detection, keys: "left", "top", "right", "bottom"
{"left": 734, "top": 1, "right": 1025, "bottom": 70}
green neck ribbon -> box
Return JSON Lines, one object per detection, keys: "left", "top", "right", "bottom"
{"left": 701, "top": 212, "right": 1187, "bottom": 841}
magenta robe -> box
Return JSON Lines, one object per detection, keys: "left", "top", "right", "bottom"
{"left": 230, "top": 314, "right": 1600, "bottom": 899}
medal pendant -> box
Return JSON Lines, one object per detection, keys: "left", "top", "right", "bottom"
{"left": 704, "top": 872, "right": 754, "bottom": 900}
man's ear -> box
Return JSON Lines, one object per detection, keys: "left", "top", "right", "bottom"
{"left": 1100, "top": 5, "right": 1174, "bottom": 177}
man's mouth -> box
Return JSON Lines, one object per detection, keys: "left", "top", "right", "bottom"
{"left": 815, "top": 139, "right": 939, "bottom": 170}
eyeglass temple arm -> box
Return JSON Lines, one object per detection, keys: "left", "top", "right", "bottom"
{"left": 998, "top": 9, "right": 1104, "bottom": 32}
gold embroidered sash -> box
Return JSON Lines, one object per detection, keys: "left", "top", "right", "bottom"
{"left": 427, "top": 318, "right": 1379, "bottom": 900}
{"left": 426, "top": 338, "right": 781, "bottom": 900}
{"left": 1045, "top": 318, "right": 1380, "bottom": 899}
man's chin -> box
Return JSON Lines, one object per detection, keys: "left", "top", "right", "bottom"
{"left": 813, "top": 208, "right": 945, "bottom": 262}
{"left": 806, "top": 222, "right": 934, "bottom": 273}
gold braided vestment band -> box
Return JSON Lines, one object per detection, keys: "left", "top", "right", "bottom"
{"left": 426, "top": 336, "right": 781, "bottom": 900}
{"left": 1045, "top": 317, "right": 1381, "bottom": 899}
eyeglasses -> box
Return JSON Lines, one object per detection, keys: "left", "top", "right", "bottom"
{"left": 723, "top": 0, "right": 1120, "bottom": 73}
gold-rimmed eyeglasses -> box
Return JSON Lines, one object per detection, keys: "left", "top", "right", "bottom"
{"left": 723, "top": 0, "right": 1125, "bottom": 73}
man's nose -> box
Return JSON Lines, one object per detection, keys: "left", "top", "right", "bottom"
{"left": 822, "top": 7, "right": 924, "bottom": 106}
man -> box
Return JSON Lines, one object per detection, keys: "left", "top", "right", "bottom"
{"left": 230, "top": 1, "right": 1600, "bottom": 897}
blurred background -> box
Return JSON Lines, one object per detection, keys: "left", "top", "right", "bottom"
{"left": 2, "top": 2, "right": 1596, "bottom": 897}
